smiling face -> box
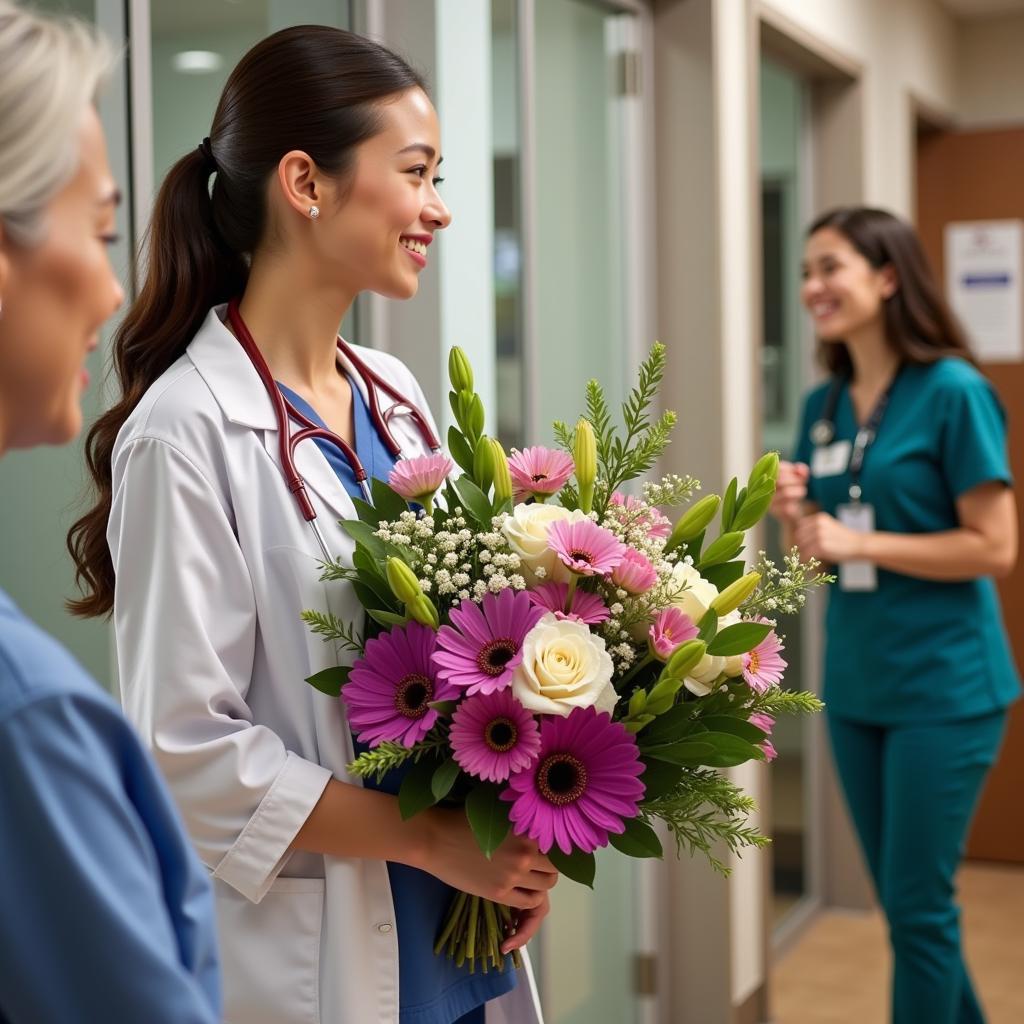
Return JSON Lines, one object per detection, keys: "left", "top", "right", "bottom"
{"left": 0, "top": 106, "right": 124, "bottom": 452}
{"left": 314, "top": 86, "right": 451, "bottom": 300}
{"left": 800, "top": 226, "right": 896, "bottom": 343}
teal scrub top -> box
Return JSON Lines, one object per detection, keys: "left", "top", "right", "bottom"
{"left": 793, "top": 357, "right": 1021, "bottom": 724}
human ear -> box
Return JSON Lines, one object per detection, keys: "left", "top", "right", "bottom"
{"left": 275, "top": 150, "right": 322, "bottom": 220}
{"left": 879, "top": 263, "right": 899, "bottom": 300}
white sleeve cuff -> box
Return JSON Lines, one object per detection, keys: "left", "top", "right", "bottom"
{"left": 213, "top": 751, "right": 333, "bottom": 903}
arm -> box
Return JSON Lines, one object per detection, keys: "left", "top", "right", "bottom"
{"left": 0, "top": 694, "right": 219, "bottom": 1023}
{"left": 793, "top": 481, "right": 1017, "bottom": 581}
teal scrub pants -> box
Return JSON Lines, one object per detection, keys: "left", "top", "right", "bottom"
{"left": 828, "top": 710, "right": 1007, "bottom": 1024}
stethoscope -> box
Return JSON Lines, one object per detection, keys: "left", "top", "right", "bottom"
{"left": 227, "top": 298, "right": 441, "bottom": 560}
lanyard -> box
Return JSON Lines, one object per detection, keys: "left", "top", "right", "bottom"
{"left": 811, "top": 370, "right": 899, "bottom": 504}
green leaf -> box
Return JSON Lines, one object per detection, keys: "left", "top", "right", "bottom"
{"left": 431, "top": 758, "right": 462, "bottom": 802}
{"left": 367, "top": 608, "right": 409, "bottom": 628}
{"left": 371, "top": 477, "right": 411, "bottom": 521}
{"left": 451, "top": 476, "right": 494, "bottom": 527}
{"left": 638, "top": 758, "right": 685, "bottom": 800}
{"left": 398, "top": 755, "right": 442, "bottom": 820}
{"left": 697, "top": 609, "right": 719, "bottom": 643}
{"left": 427, "top": 699, "right": 459, "bottom": 715}
{"left": 547, "top": 846, "right": 596, "bottom": 888}
{"left": 698, "top": 715, "right": 769, "bottom": 743}
{"left": 465, "top": 783, "right": 512, "bottom": 858}
{"left": 706, "top": 622, "right": 772, "bottom": 657}
{"left": 730, "top": 493, "right": 774, "bottom": 532}
{"left": 701, "top": 560, "right": 746, "bottom": 591}
{"left": 721, "top": 478, "right": 738, "bottom": 532}
{"left": 351, "top": 496, "right": 382, "bottom": 527}
{"left": 609, "top": 818, "right": 664, "bottom": 859}
{"left": 642, "top": 740, "right": 716, "bottom": 767}
{"left": 698, "top": 532, "right": 745, "bottom": 568}
{"left": 637, "top": 703, "right": 698, "bottom": 749}
{"left": 696, "top": 732, "right": 764, "bottom": 767}
{"left": 340, "top": 520, "right": 386, "bottom": 560}
{"left": 304, "top": 665, "right": 350, "bottom": 697}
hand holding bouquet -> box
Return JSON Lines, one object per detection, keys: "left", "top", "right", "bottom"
{"left": 303, "top": 343, "right": 826, "bottom": 973}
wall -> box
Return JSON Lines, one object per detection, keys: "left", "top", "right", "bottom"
{"left": 956, "top": 12, "right": 1024, "bottom": 127}
{"left": 761, "top": 0, "right": 959, "bottom": 217}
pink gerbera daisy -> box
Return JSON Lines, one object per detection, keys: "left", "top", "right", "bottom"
{"left": 527, "top": 582, "right": 610, "bottom": 625}
{"left": 432, "top": 589, "right": 545, "bottom": 695}
{"left": 508, "top": 446, "right": 575, "bottom": 502}
{"left": 611, "top": 547, "right": 658, "bottom": 595}
{"left": 388, "top": 453, "right": 454, "bottom": 505}
{"left": 547, "top": 518, "right": 627, "bottom": 578}
{"left": 450, "top": 689, "right": 541, "bottom": 782}
{"left": 610, "top": 491, "right": 672, "bottom": 540}
{"left": 743, "top": 627, "right": 787, "bottom": 693}
{"left": 501, "top": 707, "right": 646, "bottom": 855}
{"left": 648, "top": 607, "right": 699, "bottom": 660}
{"left": 344, "top": 621, "right": 457, "bottom": 748}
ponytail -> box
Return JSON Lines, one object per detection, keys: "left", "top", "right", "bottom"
{"left": 68, "top": 24, "right": 423, "bottom": 616}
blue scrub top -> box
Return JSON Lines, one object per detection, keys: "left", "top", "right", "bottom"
{"left": 280, "top": 380, "right": 513, "bottom": 1024}
{"left": 793, "top": 357, "right": 1021, "bottom": 724}
{"left": 0, "top": 588, "right": 221, "bottom": 1023}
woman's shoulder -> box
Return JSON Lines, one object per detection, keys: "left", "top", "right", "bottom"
{"left": 912, "top": 355, "right": 991, "bottom": 395}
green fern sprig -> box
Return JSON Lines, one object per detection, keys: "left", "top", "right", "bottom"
{"left": 300, "top": 610, "right": 365, "bottom": 654}
{"left": 745, "top": 688, "right": 825, "bottom": 718}
{"left": 346, "top": 732, "right": 450, "bottom": 784}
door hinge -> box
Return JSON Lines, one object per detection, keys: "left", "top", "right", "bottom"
{"left": 616, "top": 50, "right": 641, "bottom": 98}
{"left": 633, "top": 952, "right": 657, "bottom": 996}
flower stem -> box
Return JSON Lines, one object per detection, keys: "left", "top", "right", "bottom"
{"left": 617, "top": 652, "right": 655, "bottom": 692}
{"left": 564, "top": 574, "right": 579, "bottom": 614}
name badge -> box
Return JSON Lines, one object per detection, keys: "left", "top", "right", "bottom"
{"left": 811, "top": 440, "right": 852, "bottom": 478}
{"left": 836, "top": 502, "right": 877, "bottom": 592}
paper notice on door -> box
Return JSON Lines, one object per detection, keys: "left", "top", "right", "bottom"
{"left": 945, "top": 220, "right": 1024, "bottom": 363}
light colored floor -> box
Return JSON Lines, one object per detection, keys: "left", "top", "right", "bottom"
{"left": 771, "top": 862, "right": 1024, "bottom": 1023}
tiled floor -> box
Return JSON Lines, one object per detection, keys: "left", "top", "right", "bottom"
{"left": 771, "top": 862, "right": 1024, "bottom": 1023}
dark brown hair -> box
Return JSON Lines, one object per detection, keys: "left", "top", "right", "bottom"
{"left": 68, "top": 25, "right": 423, "bottom": 616}
{"left": 808, "top": 206, "right": 975, "bottom": 376}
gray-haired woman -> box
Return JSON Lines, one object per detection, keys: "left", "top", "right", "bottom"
{"left": 0, "top": 4, "right": 220, "bottom": 1019}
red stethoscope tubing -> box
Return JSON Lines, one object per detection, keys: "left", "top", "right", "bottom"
{"left": 226, "top": 298, "right": 440, "bottom": 532}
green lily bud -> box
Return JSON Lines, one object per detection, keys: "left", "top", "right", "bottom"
{"left": 699, "top": 531, "right": 745, "bottom": 568}
{"left": 665, "top": 638, "right": 706, "bottom": 679}
{"left": 627, "top": 688, "right": 648, "bottom": 718}
{"left": 407, "top": 593, "right": 440, "bottom": 630}
{"left": 473, "top": 435, "right": 494, "bottom": 493}
{"left": 574, "top": 418, "right": 597, "bottom": 514}
{"left": 490, "top": 438, "right": 513, "bottom": 506}
{"left": 448, "top": 346, "right": 474, "bottom": 394}
{"left": 666, "top": 494, "right": 721, "bottom": 552}
{"left": 709, "top": 571, "right": 761, "bottom": 617}
{"left": 385, "top": 557, "right": 422, "bottom": 605}
{"left": 750, "top": 451, "right": 780, "bottom": 486}
{"left": 624, "top": 714, "right": 656, "bottom": 734}
{"left": 468, "top": 394, "right": 485, "bottom": 441}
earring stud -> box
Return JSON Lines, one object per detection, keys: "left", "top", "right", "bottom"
{"left": 309, "top": 205, "right": 319, "bottom": 220}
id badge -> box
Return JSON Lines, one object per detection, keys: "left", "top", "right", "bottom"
{"left": 836, "top": 502, "right": 877, "bottom": 592}
{"left": 811, "top": 440, "right": 852, "bottom": 478}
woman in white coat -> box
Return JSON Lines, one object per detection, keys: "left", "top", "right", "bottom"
{"left": 69, "top": 26, "right": 553, "bottom": 1024}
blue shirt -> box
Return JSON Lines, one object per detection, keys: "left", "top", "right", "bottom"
{"left": 280, "top": 380, "right": 512, "bottom": 1024}
{"left": 0, "top": 588, "right": 220, "bottom": 1023}
{"left": 793, "top": 358, "right": 1021, "bottom": 723}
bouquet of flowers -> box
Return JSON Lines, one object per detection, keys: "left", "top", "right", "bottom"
{"left": 303, "top": 343, "right": 825, "bottom": 973}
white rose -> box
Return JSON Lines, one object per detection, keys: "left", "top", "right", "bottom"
{"left": 684, "top": 653, "right": 726, "bottom": 697}
{"left": 501, "top": 503, "right": 587, "bottom": 586}
{"left": 718, "top": 610, "right": 745, "bottom": 678}
{"left": 670, "top": 562, "right": 720, "bottom": 623}
{"left": 512, "top": 613, "right": 617, "bottom": 717}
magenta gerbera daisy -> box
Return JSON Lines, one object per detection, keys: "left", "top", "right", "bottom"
{"left": 501, "top": 706, "right": 646, "bottom": 855}
{"left": 344, "top": 621, "right": 456, "bottom": 748}
{"left": 508, "top": 446, "right": 575, "bottom": 502}
{"left": 527, "top": 582, "right": 610, "bottom": 625}
{"left": 450, "top": 689, "right": 541, "bottom": 782}
{"left": 432, "top": 588, "right": 545, "bottom": 695}
{"left": 388, "top": 453, "right": 454, "bottom": 505}
{"left": 743, "top": 626, "right": 787, "bottom": 693}
{"left": 648, "top": 607, "right": 699, "bottom": 660}
{"left": 547, "top": 518, "right": 627, "bottom": 578}
{"left": 611, "top": 547, "right": 658, "bottom": 595}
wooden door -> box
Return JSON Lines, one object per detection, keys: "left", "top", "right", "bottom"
{"left": 916, "top": 125, "right": 1024, "bottom": 864}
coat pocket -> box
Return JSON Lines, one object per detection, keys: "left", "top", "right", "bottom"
{"left": 217, "top": 876, "right": 325, "bottom": 1024}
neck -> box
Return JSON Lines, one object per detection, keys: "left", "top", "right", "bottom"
{"left": 238, "top": 255, "right": 355, "bottom": 391}
{"left": 844, "top": 320, "right": 900, "bottom": 392}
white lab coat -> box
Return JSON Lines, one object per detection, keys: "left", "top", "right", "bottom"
{"left": 108, "top": 305, "right": 544, "bottom": 1024}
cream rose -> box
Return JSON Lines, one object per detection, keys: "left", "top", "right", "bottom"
{"left": 501, "top": 503, "right": 587, "bottom": 586}
{"left": 512, "top": 613, "right": 617, "bottom": 717}
{"left": 718, "top": 611, "right": 745, "bottom": 678}
{"left": 684, "top": 653, "right": 727, "bottom": 697}
{"left": 670, "top": 562, "right": 720, "bottom": 623}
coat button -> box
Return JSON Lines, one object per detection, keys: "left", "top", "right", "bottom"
{"left": 376, "top": 922, "right": 393, "bottom": 934}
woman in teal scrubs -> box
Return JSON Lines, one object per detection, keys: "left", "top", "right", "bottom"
{"left": 772, "top": 207, "right": 1019, "bottom": 1024}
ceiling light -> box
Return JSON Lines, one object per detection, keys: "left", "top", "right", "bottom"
{"left": 172, "top": 50, "right": 224, "bottom": 75}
